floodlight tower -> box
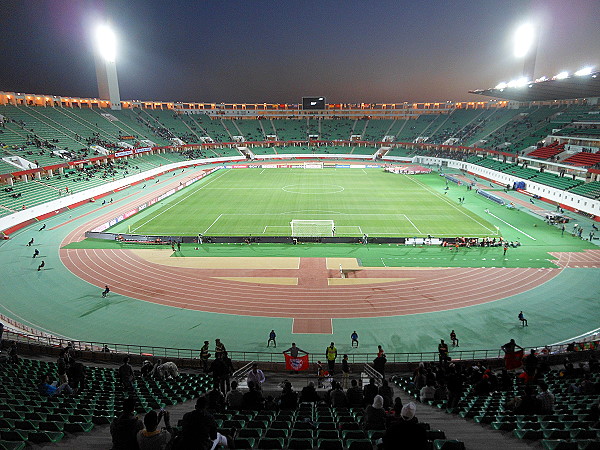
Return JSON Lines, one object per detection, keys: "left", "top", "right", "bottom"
{"left": 514, "top": 23, "right": 539, "bottom": 81}
{"left": 94, "top": 24, "right": 121, "bottom": 110}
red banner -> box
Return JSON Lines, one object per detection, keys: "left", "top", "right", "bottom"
{"left": 284, "top": 354, "right": 309, "bottom": 371}
{"left": 504, "top": 350, "right": 524, "bottom": 370}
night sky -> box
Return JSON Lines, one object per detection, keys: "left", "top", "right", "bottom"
{"left": 1, "top": 0, "right": 599, "bottom": 104}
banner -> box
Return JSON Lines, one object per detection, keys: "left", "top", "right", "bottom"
{"left": 284, "top": 354, "right": 309, "bottom": 371}
{"left": 504, "top": 350, "right": 524, "bottom": 370}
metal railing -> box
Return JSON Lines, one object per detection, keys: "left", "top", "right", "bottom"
{"left": 3, "top": 328, "right": 595, "bottom": 367}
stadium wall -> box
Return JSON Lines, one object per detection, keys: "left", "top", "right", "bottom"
{"left": 415, "top": 155, "right": 600, "bottom": 218}
{"left": 2, "top": 154, "right": 599, "bottom": 235}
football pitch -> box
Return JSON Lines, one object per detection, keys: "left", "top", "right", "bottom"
{"left": 109, "top": 168, "right": 499, "bottom": 237}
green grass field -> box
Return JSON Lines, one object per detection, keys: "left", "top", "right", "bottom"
{"left": 109, "top": 168, "right": 500, "bottom": 237}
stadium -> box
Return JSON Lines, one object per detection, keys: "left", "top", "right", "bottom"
{"left": 0, "top": 1, "right": 600, "bottom": 449}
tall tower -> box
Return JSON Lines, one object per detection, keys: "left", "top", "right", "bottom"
{"left": 94, "top": 25, "right": 121, "bottom": 110}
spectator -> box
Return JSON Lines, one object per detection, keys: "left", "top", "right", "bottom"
{"left": 209, "top": 353, "right": 228, "bottom": 394}
{"left": 419, "top": 382, "right": 436, "bottom": 403}
{"left": 381, "top": 402, "right": 427, "bottom": 449}
{"left": 524, "top": 349, "right": 538, "bottom": 374}
{"left": 299, "top": 382, "right": 320, "bottom": 404}
{"left": 206, "top": 386, "right": 226, "bottom": 412}
{"left": 329, "top": 381, "right": 348, "bottom": 407}
{"left": 537, "top": 381, "right": 555, "bottom": 414}
{"left": 214, "top": 338, "right": 226, "bottom": 359}
{"left": 179, "top": 396, "right": 232, "bottom": 449}
{"left": 373, "top": 353, "right": 387, "bottom": 380}
{"left": 347, "top": 379, "right": 364, "bottom": 407}
{"left": 278, "top": 381, "right": 299, "bottom": 409}
{"left": 141, "top": 360, "right": 153, "bottom": 378}
{"left": 246, "top": 363, "right": 266, "bottom": 390}
{"left": 341, "top": 354, "right": 350, "bottom": 389}
{"left": 514, "top": 384, "right": 541, "bottom": 415}
{"left": 118, "top": 356, "right": 135, "bottom": 392}
{"left": 67, "top": 359, "right": 86, "bottom": 393}
{"left": 57, "top": 350, "right": 69, "bottom": 384}
{"left": 242, "top": 381, "right": 264, "bottom": 411}
{"left": 363, "top": 377, "right": 379, "bottom": 406}
{"left": 379, "top": 379, "right": 394, "bottom": 409}
{"left": 364, "top": 395, "right": 386, "bottom": 430}
{"left": 8, "top": 341, "right": 18, "bottom": 364}
{"left": 137, "top": 410, "right": 172, "bottom": 450}
{"left": 226, "top": 380, "right": 243, "bottom": 409}
{"left": 111, "top": 397, "right": 144, "bottom": 450}
{"left": 37, "top": 373, "right": 73, "bottom": 397}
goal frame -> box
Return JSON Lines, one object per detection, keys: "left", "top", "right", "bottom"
{"left": 290, "top": 219, "right": 334, "bottom": 237}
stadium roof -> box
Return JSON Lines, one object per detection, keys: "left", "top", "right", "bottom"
{"left": 469, "top": 71, "right": 600, "bottom": 102}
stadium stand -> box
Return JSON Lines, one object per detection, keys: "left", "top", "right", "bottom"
{"left": 568, "top": 181, "right": 600, "bottom": 199}
{"left": 527, "top": 143, "right": 565, "bottom": 160}
{"left": 562, "top": 151, "right": 600, "bottom": 168}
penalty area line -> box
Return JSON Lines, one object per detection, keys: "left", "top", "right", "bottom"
{"left": 487, "top": 212, "right": 536, "bottom": 240}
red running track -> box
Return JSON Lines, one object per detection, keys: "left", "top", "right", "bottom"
{"left": 57, "top": 174, "right": 570, "bottom": 332}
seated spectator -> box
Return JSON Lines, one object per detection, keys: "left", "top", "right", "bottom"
{"left": 363, "top": 395, "right": 386, "bottom": 430}
{"left": 241, "top": 381, "right": 264, "bottom": 410}
{"left": 537, "top": 381, "right": 555, "bottom": 414}
{"left": 179, "top": 396, "right": 232, "bottom": 449}
{"left": 346, "top": 379, "right": 364, "bottom": 407}
{"left": 419, "top": 382, "right": 436, "bottom": 403}
{"left": 111, "top": 397, "right": 144, "bottom": 450}
{"left": 226, "top": 380, "right": 243, "bottom": 409}
{"left": 329, "top": 381, "right": 348, "bottom": 407}
{"left": 37, "top": 373, "right": 73, "bottom": 397}
{"left": 137, "top": 410, "right": 172, "bottom": 450}
{"left": 363, "top": 377, "right": 379, "bottom": 406}
{"left": 381, "top": 402, "right": 426, "bottom": 449}
{"left": 299, "top": 382, "right": 320, "bottom": 403}
{"left": 515, "top": 384, "right": 541, "bottom": 415}
{"left": 379, "top": 379, "right": 394, "bottom": 409}
{"left": 118, "top": 356, "right": 135, "bottom": 392}
{"left": 206, "top": 386, "right": 226, "bottom": 411}
{"left": 67, "top": 359, "right": 86, "bottom": 393}
{"left": 278, "top": 381, "right": 299, "bottom": 410}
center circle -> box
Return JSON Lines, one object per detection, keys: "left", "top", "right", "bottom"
{"left": 282, "top": 184, "right": 345, "bottom": 194}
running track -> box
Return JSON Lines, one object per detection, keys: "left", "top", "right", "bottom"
{"left": 59, "top": 173, "right": 599, "bottom": 333}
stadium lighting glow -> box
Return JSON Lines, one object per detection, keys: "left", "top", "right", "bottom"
{"left": 495, "top": 82, "right": 508, "bottom": 89}
{"left": 554, "top": 71, "right": 569, "bottom": 80}
{"left": 534, "top": 76, "right": 548, "bottom": 83}
{"left": 507, "top": 77, "right": 529, "bottom": 88}
{"left": 575, "top": 66, "right": 593, "bottom": 76}
{"left": 514, "top": 23, "right": 535, "bottom": 58}
{"left": 95, "top": 24, "right": 116, "bottom": 63}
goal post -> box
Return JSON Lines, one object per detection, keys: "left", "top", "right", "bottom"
{"left": 290, "top": 220, "right": 334, "bottom": 237}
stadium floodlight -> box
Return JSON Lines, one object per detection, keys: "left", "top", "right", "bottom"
{"left": 514, "top": 23, "right": 536, "bottom": 58}
{"left": 507, "top": 77, "right": 529, "bottom": 88}
{"left": 495, "top": 82, "right": 508, "bottom": 89}
{"left": 554, "top": 71, "right": 569, "bottom": 80}
{"left": 95, "top": 24, "right": 116, "bottom": 63}
{"left": 575, "top": 66, "right": 593, "bottom": 76}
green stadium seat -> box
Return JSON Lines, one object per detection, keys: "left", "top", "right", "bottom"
{"left": 26, "top": 431, "right": 64, "bottom": 444}
{"left": 264, "top": 428, "right": 289, "bottom": 439}
{"left": 513, "top": 429, "right": 543, "bottom": 440}
{"left": 233, "top": 437, "right": 255, "bottom": 449}
{"left": 433, "top": 440, "right": 466, "bottom": 450}
{"left": 238, "top": 428, "right": 263, "bottom": 439}
{"left": 317, "top": 438, "right": 344, "bottom": 450}
{"left": 256, "top": 437, "right": 285, "bottom": 449}
{"left": 346, "top": 439, "right": 374, "bottom": 450}
{"left": 287, "top": 438, "right": 314, "bottom": 449}
{"left": 0, "top": 441, "right": 26, "bottom": 450}
{"left": 541, "top": 440, "right": 578, "bottom": 450}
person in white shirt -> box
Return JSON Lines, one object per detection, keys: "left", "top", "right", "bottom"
{"left": 246, "top": 363, "right": 265, "bottom": 390}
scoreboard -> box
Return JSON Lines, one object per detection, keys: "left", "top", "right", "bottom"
{"left": 302, "top": 97, "right": 326, "bottom": 110}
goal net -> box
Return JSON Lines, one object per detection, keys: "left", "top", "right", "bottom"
{"left": 290, "top": 220, "right": 334, "bottom": 237}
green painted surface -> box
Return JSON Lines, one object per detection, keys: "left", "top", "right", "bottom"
{"left": 1, "top": 165, "right": 599, "bottom": 356}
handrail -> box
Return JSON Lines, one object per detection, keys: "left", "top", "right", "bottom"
{"left": 2, "top": 328, "right": 598, "bottom": 366}
{"left": 232, "top": 361, "right": 254, "bottom": 383}
{"left": 363, "top": 363, "right": 383, "bottom": 385}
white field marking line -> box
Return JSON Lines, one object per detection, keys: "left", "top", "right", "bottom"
{"left": 358, "top": 226, "right": 364, "bottom": 235}
{"left": 403, "top": 174, "right": 495, "bottom": 233}
{"left": 550, "top": 327, "right": 600, "bottom": 346}
{"left": 381, "top": 258, "right": 388, "bottom": 267}
{"left": 131, "top": 169, "right": 230, "bottom": 232}
{"left": 260, "top": 168, "right": 265, "bottom": 174}
{"left": 362, "top": 169, "right": 367, "bottom": 174}
{"left": 0, "top": 303, "right": 76, "bottom": 340}
{"left": 202, "top": 214, "right": 223, "bottom": 235}
{"left": 487, "top": 212, "right": 536, "bottom": 241}
{"left": 404, "top": 215, "right": 422, "bottom": 234}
